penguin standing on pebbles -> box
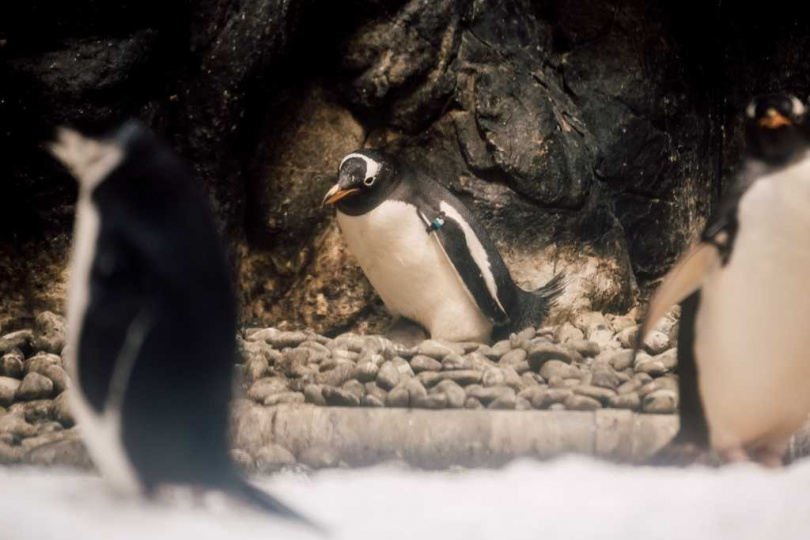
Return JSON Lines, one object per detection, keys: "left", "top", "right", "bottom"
{"left": 48, "top": 121, "right": 312, "bottom": 525}
{"left": 637, "top": 93, "right": 810, "bottom": 466}
{"left": 323, "top": 149, "right": 564, "bottom": 343}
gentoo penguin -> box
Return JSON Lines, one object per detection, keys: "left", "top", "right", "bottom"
{"left": 48, "top": 121, "right": 312, "bottom": 524}
{"left": 637, "top": 93, "right": 810, "bottom": 467}
{"left": 323, "top": 149, "right": 564, "bottom": 343}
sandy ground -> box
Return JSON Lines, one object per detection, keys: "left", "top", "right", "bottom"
{"left": 0, "top": 457, "right": 806, "bottom": 540}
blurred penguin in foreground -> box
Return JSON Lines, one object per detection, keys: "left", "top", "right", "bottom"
{"left": 638, "top": 93, "right": 810, "bottom": 467}
{"left": 49, "top": 121, "right": 315, "bottom": 526}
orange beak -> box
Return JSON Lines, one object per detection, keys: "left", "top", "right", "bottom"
{"left": 759, "top": 108, "right": 792, "bottom": 129}
{"left": 322, "top": 184, "right": 360, "bottom": 206}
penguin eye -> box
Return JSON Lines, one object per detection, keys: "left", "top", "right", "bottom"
{"left": 363, "top": 175, "right": 376, "bottom": 187}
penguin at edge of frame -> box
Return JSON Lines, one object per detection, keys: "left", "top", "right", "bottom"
{"left": 48, "top": 121, "right": 320, "bottom": 530}
{"left": 635, "top": 92, "right": 810, "bottom": 467}
{"left": 323, "top": 149, "right": 565, "bottom": 344}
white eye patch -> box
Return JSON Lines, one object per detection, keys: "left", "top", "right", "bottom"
{"left": 341, "top": 152, "right": 380, "bottom": 185}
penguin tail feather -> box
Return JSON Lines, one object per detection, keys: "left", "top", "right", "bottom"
{"left": 532, "top": 271, "right": 566, "bottom": 306}
{"left": 227, "top": 473, "right": 327, "bottom": 535}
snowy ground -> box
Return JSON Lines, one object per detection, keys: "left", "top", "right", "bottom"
{"left": 1, "top": 457, "right": 808, "bottom": 540}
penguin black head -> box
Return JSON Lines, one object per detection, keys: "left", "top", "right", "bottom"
{"left": 745, "top": 93, "right": 809, "bottom": 164}
{"left": 323, "top": 149, "right": 398, "bottom": 215}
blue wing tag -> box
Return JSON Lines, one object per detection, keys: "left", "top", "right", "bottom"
{"left": 426, "top": 211, "right": 446, "bottom": 234}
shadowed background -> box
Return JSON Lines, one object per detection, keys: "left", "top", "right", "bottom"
{"left": 1, "top": 0, "right": 808, "bottom": 334}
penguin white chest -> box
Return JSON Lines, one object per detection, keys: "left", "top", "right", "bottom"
{"left": 696, "top": 164, "right": 810, "bottom": 452}
{"left": 337, "top": 201, "right": 493, "bottom": 342}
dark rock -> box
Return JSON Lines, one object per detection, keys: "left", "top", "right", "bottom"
{"left": 554, "top": 323, "right": 585, "bottom": 344}
{"left": 528, "top": 344, "right": 574, "bottom": 371}
{"left": 342, "top": 379, "right": 366, "bottom": 399}
{"left": 50, "top": 392, "right": 74, "bottom": 427}
{"left": 303, "top": 384, "right": 327, "bottom": 406}
{"left": 591, "top": 362, "right": 620, "bottom": 390}
{"left": 539, "top": 360, "right": 579, "bottom": 381}
{"left": 0, "top": 412, "right": 37, "bottom": 438}
{"left": 410, "top": 355, "right": 442, "bottom": 373}
{"left": 413, "top": 393, "right": 448, "bottom": 410}
{"left": 416, "top": 371, "right": 443, "bottom": 388}
{"left": 24, "top": 352, "right": 62, "bottom": 376}
{"left": 656, "top": 349, "right": 678, "bottom": 371}
{"left": 464, "top": 397, "right": 483, "bottom": 410}
{"left": 321, "top": 364, "right": 355, "bottom": 388}
{"left": 609, "top": 393, "right": 641, "bottom": 411}
{"left": 363, "top": 382, "right": 388, "bottom": 402}
{"left": 231, "top": 449, "right": 254, "bottom": 471}
{"left": 33, "top": 312, "right": 66, "bottom": 354}
{"left": 322, "top": 386, "right": 361, "bottom": 407}
{"left": 568, "top": 339, "right": 601, "bottom": 358}
{"left": 642, "top": 389, "right": 678, "bottom": 414}
{"left": 19, "top": 400, "right": 52, "bottom": 423}
{"left": 247, "top": 377, "right": 289, "bottom": 403}
{"left": 298, "top": 446, "right": 341, "bottom": 469}
{"left": 361, "top": 394, "right": 385, "bottom": 407}
{"left": 43, "top": 365, "right": 69, "bottom": 395}
{"left": 267, "top": 331, "right": 309, "bottom": 349}
{"left": 391, "top": 357, "right": 415, "bottom": 378}
{"left": 255, "top": 444, "right": 296, "bottom": 473}
{"left": 0, "top": 331, "right": 33, "bottom": 356}
{"left": 15, "top": 373, "right": 53, "bottom": 401}
{"left": 573, "top": 385, "right": 616, "bottom": 404}
{"left": 487, "top": 388, "right": 517, "bottom": 410}
{"left": 279, "top": 348, "right": 312, "bottom": 377}
{"left": 468, "top": 386, "right": 514, "bottom": 406}
{"left": 616, "top": 379, "right": 644, "bottom": 395}
{"left": 606, "top": 350, "right": 635, "bottom": 371}
{"left": 635, "top": 359, "right": 668, "bottom": 377}
{"left": 263, "top": 392, "right": 305, "bottom": 406}
{"left": 482, "top": 367, "right": 506, "bottom": 388}
{"left": 565, "top": 394, "right": 602, "bottom": 411}
{"left": 352, "top": 360, "right": 380, "bottom": 383}
{"left": 385, "top": 385, "right": 410, "bottom": 408}
{"left": 416, "top": 340, "right": 464, "bottom": 359}
{"left": 545, "top": 388, "right": 574, "bottom": 406}
{"left": 499, "top": 348, "right": 528, "bottom": 367}
{"left": 244, "top": 357, "right": 270, "bottom": 383}
{"left": 431, "top": 380, "right": 466, "bottom": 409}
{"left": 642, "top": 331, "right": 671, "bottom": 355}
{"left": 24, "top": 437, "right": 92, "bottom": 469}
{"left": 0, "top": 377, "right": 21, "bottom": 407}
{"left": 376, "top": 361, "right": 401, "bottom": 391}
{"left": 0, "top": 352, "right": 24, "bottom": 379}
{"left": 437, "top": 370, "right": 482, "bottom": 386}
{"left": 441, "top": 354, "right": 468, "bottom": 371}
{"left": 518, "top": 387, "right": 547, "bottom": 409}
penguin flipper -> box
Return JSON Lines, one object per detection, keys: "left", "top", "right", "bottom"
{"left": 417, "top": 206, "right": 510, "bottom": 325}
{"left": 636, "top": 242, "right": 721, "bottom": 347}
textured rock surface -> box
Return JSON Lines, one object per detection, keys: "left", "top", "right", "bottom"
{"left": 3, "top": 1, "right": 805, "bottom": 332}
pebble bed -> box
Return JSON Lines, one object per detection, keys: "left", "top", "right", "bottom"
{"left": 237, "top": 310, "right": 681, "bottom": 416}
{"left": 0, "top": 309, "right": 681, "bottom": 469}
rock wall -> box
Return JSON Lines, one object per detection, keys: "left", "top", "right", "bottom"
{"left": 1, "top": 0, "right": 808, "bottom": 334}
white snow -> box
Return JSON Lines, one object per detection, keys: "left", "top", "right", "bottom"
{"left": 1, "top": 457, "right": 808, "bottom": 539}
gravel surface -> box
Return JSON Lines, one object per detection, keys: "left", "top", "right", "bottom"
{"left": 0, "top": 308, "right": 682, "bottom": 470}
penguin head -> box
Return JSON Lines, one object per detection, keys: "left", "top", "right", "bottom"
{"left": 323, "top": 149, "right": 398, "bottom": 213}
{"left": 48, "top": 120, "right": 231, "bottom": 305}
{"left": 745, "top": 93, "right": 809, "bottom": 164}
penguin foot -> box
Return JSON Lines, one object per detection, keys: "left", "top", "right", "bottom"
{"left": 384, "top": 317, "right": 428, "bottom": 347}
{"left": 647, "top": 441, "right": 716, "bottom": 467}
{"left": 719, "top": 447, "right": 750, "bottom": 465}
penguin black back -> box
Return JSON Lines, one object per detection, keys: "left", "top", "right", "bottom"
{"left": 50, "top": 121, "right": 314, "bottom": 526}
